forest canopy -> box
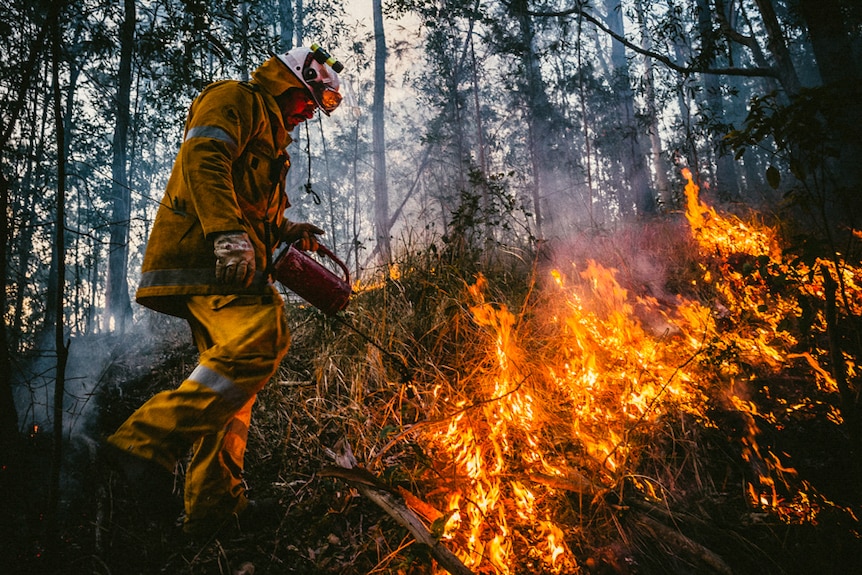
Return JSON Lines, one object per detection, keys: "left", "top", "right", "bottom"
{"left": 1, "top": 0, "right": 861, "bottom": 350}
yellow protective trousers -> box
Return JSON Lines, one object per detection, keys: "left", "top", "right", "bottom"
{"left": 107, "top": 289, "right": 290, "bottom": 529}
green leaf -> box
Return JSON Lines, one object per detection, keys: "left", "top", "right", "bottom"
{"left": 766, "top": 165, "right": 781, "bottom": 189}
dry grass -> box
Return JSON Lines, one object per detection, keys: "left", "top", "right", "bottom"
{"left": 7, "top": 216, "right": 862, "bottom": 574}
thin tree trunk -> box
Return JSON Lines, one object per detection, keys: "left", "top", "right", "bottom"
{"left": 715, "top": 0, "right": 780, "bottom": 94}
{"left": 45, "top": 49, "right": 81, "bottom": 335}
{"left": 752, "top": 0, "right": 801, "bottom": 96}
{"left": 278, "top": 0, "right": 295, "bottom": 51}
{"left": 12, "top": 96, "right": 47, "bottom": 351}
{"left": 4, "top": 15, "right": 56, "bottom": 339}
{"left": 468, "top": 21, "right": 495, "bottom": 246}
{"left": 47, "top": 0, "right": 70, "bottom": 564}
{"left": 295, "top": 0, "right": 305, "bottom": 45}
{"left": 239, "top": 1, "right": 250, "bottom": 80}
{"left": 0, "top": 172, "right": 14, "bottom": 442}
{"left": 510, "top": 0, "right": 547, "bottom": 239}
{"left": 605, "top": 0, "right": 653, "bottom": 216}
{"left": 372, "top": 0, "right": 390, "bottom": 265}
{"left": 696, "top": 0, "right": 737, "bottom": 193}
{"left": 576, "top": 12, "right": 596, "bottom": 227}
{"left": 469, "top": 28, "right": 487, "bottom": 179}
{"left": 634, "top": 0, "right": 671, "bottom": 209}
{"left": 106, "top": 0, "right": 135, "bottom": 334}
{"left": 350, "top": 117, "right": 361, "bottom": 279}
{"left": 0, "top": 18, "right": 50, "bottom": 148}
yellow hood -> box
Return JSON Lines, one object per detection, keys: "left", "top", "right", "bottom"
{"left": 251, "top": 55, "right": 306, "bottom": 97}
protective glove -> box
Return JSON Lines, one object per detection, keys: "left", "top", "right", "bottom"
{"left": 213, "top": 231, "right": 255, "bottom": 287}
{"left": 279, "top": 220, "right": 324, "bottom": 252}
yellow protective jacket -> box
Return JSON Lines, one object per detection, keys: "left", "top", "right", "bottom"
{"left": 137, "top": 56, "right": 304, "bottom": 317}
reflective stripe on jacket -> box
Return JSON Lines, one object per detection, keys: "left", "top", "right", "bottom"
{"left": 137, "top": 57, "right": 304, "bottom": 316}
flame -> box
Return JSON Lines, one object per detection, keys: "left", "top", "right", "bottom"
{"left": 412, "top": 169, "right": 853, "bottom": 573}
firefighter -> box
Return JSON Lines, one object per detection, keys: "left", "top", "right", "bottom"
{"left": 105, "top": 45, "right": 343, "bottom": 536}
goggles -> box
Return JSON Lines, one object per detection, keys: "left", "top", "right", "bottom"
{"left": 314, "top": 83, "right": 343, "bottom": 114}
{"left": 302, "top": 52, "right": 343, "bottom": 114}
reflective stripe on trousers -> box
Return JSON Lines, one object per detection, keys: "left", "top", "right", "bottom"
{"left": 107, "top": 288, "right": 290, "bottom": 524}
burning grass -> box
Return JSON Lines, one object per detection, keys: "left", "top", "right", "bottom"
{"left": 8, "top": 173, "right": 862, "bottom": 574}
{"left": 291, "top": 171, "right": 861, "bottom": 574}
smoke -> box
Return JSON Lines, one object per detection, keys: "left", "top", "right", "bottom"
{"left": 8, "top": 330, "right": 129, "bottom": 518}
{"left": 9, "top": 313, "right": 190, "bottom": 507}
{"left": 13, "top": 332, "right": 123, "bottom": 439}
{"left": 6, "top": 311, "right": 190, "bottom": 513}
{"left": 13, "top": 312, "right": 190, "bottom": 437}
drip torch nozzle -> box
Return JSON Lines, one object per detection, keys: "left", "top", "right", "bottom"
{"left": 310, "top": 43, "right": 344, "bottom": 73}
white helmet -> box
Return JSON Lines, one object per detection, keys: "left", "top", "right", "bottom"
{"left": 277, "top": 44, "right": 343, "bottom": 115}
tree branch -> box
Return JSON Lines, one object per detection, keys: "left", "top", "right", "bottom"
{"left": 514, "top": 1, "right": 778, "bottom": 78}
{"left": 323, "top": 439, "right": 475, "bottom": 575}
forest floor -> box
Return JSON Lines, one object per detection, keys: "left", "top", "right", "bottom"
{"left": 5, "top": 315, "right": 398, "bottom": 575}
{"left": 5, "top": 218, "right": 862, "bottom": 575}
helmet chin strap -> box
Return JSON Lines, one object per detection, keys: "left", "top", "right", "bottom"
{"left": 304, "top": 120, "right": 321, "bottom": 205}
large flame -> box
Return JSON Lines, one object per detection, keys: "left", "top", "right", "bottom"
{"left": 412, "top": 169, "right": 853, "bottom": 572}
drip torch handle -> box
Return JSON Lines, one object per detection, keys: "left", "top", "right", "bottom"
{"left": 291, "top": 241, "right": 350, "bottom": 285}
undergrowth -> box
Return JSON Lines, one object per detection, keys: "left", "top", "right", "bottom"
{"left": 6, "top": 216, "right": 862, "bottom": 574}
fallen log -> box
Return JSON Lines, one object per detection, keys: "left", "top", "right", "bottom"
{"left": 321, "top": 439, "right": 474, "bottom": 575}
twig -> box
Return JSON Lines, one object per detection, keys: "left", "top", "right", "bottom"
{"left": 602, "top": 318, "right": 712, "bottom": 471}
{"left": 375, "top": 374, "right": 529, "bottom": 460}
{"left": 323, "top": 439, "right": 475, "bottom": 575}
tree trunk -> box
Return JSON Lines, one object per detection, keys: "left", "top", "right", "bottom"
{"left": 715, "top": 0, "right": 781, "bottom": 94}
{"left": 0, "top": 11, "right": 56, "bottom": 338}
{"left": 372, "top": 0, "right": 390, "bottom": 265}
{"left": 799, "top": 0, "right": 862, "bottom": 219}
{"left": 635, "top": 0, "right": 671, "bottom": 210}
{"left": 469, "top": 29, "right": 487, "bottom": 179}
{"left": 351, "top": 118, "right": 362, "bottom": 278}
{"left": 295, "top": 0, "right": 305, "bottom": 46}
{"left": 45, "top": 50, "right": 81, "bottom": 336}
{"left": 0, "top": 171, "right": 15, "bottom": 444}
{"left": 47, "top": 0, "right": 70, "bottom": 564}
{"left": 510, "top": 0, "right": 548, "bottom": 239}
{"left": 696, "top": 0, "right": 737, "bottom": 194}
{"left": 0, "top": 12, "right": 51, "bottom": 441}
{"left": 12, "top": 113, "right": 44, "bottom": 350}
{"left": 278, "top": 0, "right": 295, "bottom": 51}
{"left": 239, "top": 0, "right": 250, "bottom": 80}
{"left": 798, "top": 0, "right": 861, "bottom": 86}
{"left": 752, "top": 0, "right": 801, "bottom": 96}
{"left": 105, "top": 0, "right": 135, "bottom": 334}
{"left": 605, "top": 0, "right": 653, "bottom": 216}
{"left": 469, "top": 28, "right": 494, "bottom": 246}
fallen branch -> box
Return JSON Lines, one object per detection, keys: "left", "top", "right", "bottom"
{"left": 633, "top": 513, "right": 733, "bottom": 575}
{"left": 322, "top": 439, "right": 475, "bottom": 575}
